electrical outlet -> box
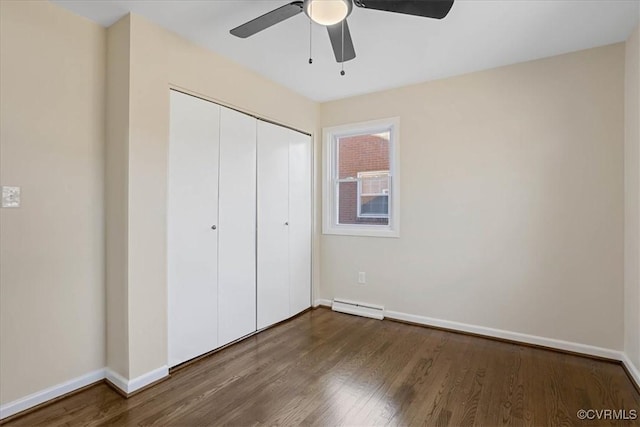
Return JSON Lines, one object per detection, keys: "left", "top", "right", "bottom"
{"left": 2, "top": 186, "right": 20, "bottom": 208}
{"left": 358, "top": 272, "right": 366, "bottom": 284}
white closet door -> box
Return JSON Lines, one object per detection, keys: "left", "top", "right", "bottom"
{"left": 289, "top": 132, "right": 312, "bottom": 315}
{"left": 218, "top": 107, "right": 257, "bottom": 346}
{"left": 168, "top": 90, "right": 220, "bottom": 367}
{"left": 257, "top": 120, "right": 291, "bottom": 329}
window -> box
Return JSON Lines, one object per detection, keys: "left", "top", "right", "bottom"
{"left": 323, "top": 118, "right": 400, "bottom": 237}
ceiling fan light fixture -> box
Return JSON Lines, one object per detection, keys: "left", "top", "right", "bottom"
{"left": 303, "top": 0, "right": 352, "bottom": 26}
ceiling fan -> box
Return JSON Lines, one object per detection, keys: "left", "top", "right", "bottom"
{"left": 230, "top": 0, "right": 454, "bottom": 64}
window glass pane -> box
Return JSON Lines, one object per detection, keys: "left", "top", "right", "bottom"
{"left": 338, "top": 181, "right": 358, "bottom": 224}
{"left": 360, "top": 195, "right": 389, "bottom": 217}
{"left": 359, "top": 172, "right": 389, "bottom": 196}
{"left": 336, "top": 131, "right": 390, "bottom": 225}
{"left": 338, "top": 132, "right": 390, "bottom": 179}
{"left": 338, "top": 181, "right": 389, "bottom": 226}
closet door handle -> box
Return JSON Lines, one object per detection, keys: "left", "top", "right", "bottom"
{"left": 284, "top": 221, "right": 289, "bottom": 226}
{"left": 211, "top": 225, "right": 217, "bottom": 230}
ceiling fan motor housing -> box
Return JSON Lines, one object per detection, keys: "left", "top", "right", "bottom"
{"left": 303, "top": 0, "right": 353, "bottom": 26}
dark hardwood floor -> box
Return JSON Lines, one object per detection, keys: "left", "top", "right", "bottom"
{"left": 4, "top": 308, "right": 639, "bottom": 426}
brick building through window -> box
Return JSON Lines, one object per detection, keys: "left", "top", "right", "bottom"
{"left": 337, "top": 132, "right": 390, "bottom": 225}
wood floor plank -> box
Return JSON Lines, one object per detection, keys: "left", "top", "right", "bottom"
{"left": 3, "top": 308, "right": 639, "bottom": 427}
{"left": 332, "top": 322, "right": 431, "bottom": 426}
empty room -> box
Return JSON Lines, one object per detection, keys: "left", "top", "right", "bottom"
{"left": 0, "top": 0, "right": 639, "bottom": 425}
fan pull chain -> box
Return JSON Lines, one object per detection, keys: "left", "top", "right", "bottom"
{"left": 308, "top": 4, "right": 313, "bottom": 64}
{"left": 308, "top": 19, "right": 313, "bottom": 64}
{"left": 340, "top": 20, "right": 345, "bottom": 76}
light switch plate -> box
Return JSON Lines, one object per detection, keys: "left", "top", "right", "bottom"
{"left": 2, "top": 186, "right": 20, "bottom": 208}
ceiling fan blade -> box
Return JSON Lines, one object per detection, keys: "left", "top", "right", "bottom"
{"left": 230, "top": 1, "right": 304, "bottom": 38}
{"left": 327, "top": 20, "right": 356, "bottom": 63}
{"left": 353, "top": 0, "right": 454, "bottom": 19}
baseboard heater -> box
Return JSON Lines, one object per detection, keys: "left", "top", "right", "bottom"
{"left": 332, "top": 298, "right": 384, "bottom": 320}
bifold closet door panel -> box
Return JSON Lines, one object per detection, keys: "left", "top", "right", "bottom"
{"left": 257, "top": 120, "right": 290, "bottom": 330}
{"left": 168, "top": 90, "right": 220, "bottom": 367}
{"left": 289, "top": 132, "right": 312, "bottom": 315}
{"left": 218, "top": 107, "right": 257, "bottom": 346}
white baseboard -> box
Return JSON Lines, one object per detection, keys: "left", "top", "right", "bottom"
{"left": 384, "top": 310, "right": 623, "bottom": 361}
{"left": 0, "top": 368, "right": 105, "bottom": 420}
{"left": 621, "top": 353, "right": 640, "bottom": 389}
{"left": 104, "top": 369, "right": 128, "bottom": 393}
{"left": 0, "top": 365, "right": 169, "bottom": 421}
{"left": 105, "top": 366, "right": 168, "bottom": 395}
{"left": 313, "top": 298, "right": 332, "bottom": 307}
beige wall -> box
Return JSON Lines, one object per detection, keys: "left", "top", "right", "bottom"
{"left": 105, "top": 13, "right": 319, "bottom": 379}
{"left": 625, "top": 17, "right": 640, "bottom": 370}
{"left": 320, "top": 44, "right": 625, "bottom": 350}
{"left": 105, "top": 15, "right": 131, "bottom": 379}
{"left": 0, "top": 0, "right": 106, "bottom": 405}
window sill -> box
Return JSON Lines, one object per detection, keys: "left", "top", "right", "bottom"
{"left": 322, "top": 225, "right": 399, "bottom": 238}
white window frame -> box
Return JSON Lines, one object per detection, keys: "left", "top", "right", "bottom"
{"left": 322, "top": 117, "right": 400, "bottom": 238}
{"left": 357, "top": 170, "right": 390, "bottom": 219}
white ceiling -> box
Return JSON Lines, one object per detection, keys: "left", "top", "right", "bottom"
{"left": 52, "top": 0, "right": 639, "bottom": 102}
